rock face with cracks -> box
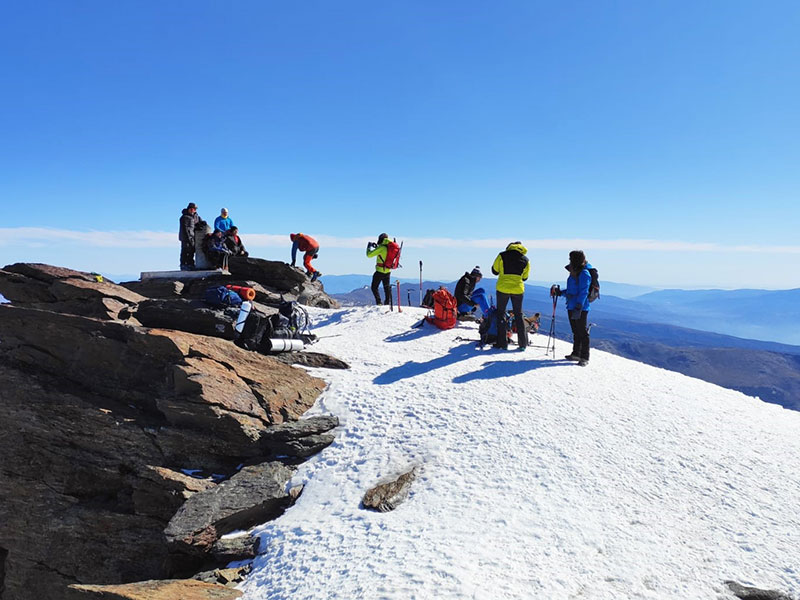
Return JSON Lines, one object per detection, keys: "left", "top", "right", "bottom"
{"left": 0, "top": 264, "right": 338, "bottom": 600}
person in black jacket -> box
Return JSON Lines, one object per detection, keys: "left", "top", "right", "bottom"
{"left": 224, "top": 226, "right": 249, "bottom": 257}
{"left": 455, "top": 266, "right": 482, "bottom": 316}
{"left": 178, "top": 202, "right": 202, "bottom": 270}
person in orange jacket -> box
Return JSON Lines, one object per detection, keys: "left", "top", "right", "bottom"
{"left": 290, "top": 233, "right": 321, "bottom": 282}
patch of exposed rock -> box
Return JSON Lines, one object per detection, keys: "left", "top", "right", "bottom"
{"left": 726, "top": 581, "right": 796, "bottom": 600}
{"left": 362, "top": 465, "right": 420, "bottom": 512}
{"left": 0, "top": 296, "right": 337, "bottom": 599}
{"left": 68, "top": 579, "right": 242, "bottom": 599}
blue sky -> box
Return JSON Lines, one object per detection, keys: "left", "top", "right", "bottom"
{"left": 1, "top": 1, "right": 799, "bottom": 288}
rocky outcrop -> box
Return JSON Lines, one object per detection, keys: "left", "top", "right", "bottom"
{"left": 68, "top": 579, "right": 242, "bottom": 599}
{"left": 272, "top": 351, "right": 350, "bottom": 370}
{"left": 726, "top": 581, "right": 796, "bottom": 600}
{"left": 362, "top": 466, "right": 420, "bottom": 512}
{"left": 0, "top": 295, "right": 337, "bottom": 599}
{"left": 227, "top": 257, "right": 339, "bottom": 308}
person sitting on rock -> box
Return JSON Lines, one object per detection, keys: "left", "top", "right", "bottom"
{"left": 214, "top": 207, "right": 235, "bottom": 233}
{"left": 290, "top": 233, "right": 321, "bottom": 282}
{"left": 455, "top": 266, "right": 482, "bottom": 316}
{"left": 225, "top": 226, "right": 249, "bottom": 257}
{"left": 204, "top": 229, "right": 233, "bottom": 268}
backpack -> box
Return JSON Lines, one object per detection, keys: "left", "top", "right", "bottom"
{"left": 274, "top": 300, "right": 317, "bottom": 344}
{"left": 236, "top": 308, "right": 273, "bottom": 351}
{"left": 424, "top": 288, "right": 457, "bottom": 330}
{"left": 479, "top": 307, "right": 512, "bottom": 346}
{"left": 203, "top": 285, "right": 242, "bottom": 307}
{"left": 587, "top": 267, "right": 600, "bottom": 302}
{"left": 379, "top": 240, "right": 402, "bottom": 270}
{"left": 421, "top": 288, "right": 436, "bottom": 308}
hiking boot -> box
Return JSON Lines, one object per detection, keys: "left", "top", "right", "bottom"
{"left": 310, "top": 271, "right": 321, "bottom": 282}
{"left": 564, "top": 354, "right": 580, "bottom": 361}
{"left": 517, "top": 346, "right": 527, "bottom": 352}
{"left": 578, "top": 359, "right": 589, "bottom": 367}
{"left": 492, "top": 344, "right": 508, "bottom": 350}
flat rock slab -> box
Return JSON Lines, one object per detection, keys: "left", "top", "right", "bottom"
{"left": 69, "top": 579, "right": 242, "bottom": 599}
{"left": 726, "top": 581, "right": 796, "bottom": 600}
{"left": 165, "top": 461, "right": 295, "bottom": 558}
{"left": 272, "top": 351, "right": 350, "bottom": 370}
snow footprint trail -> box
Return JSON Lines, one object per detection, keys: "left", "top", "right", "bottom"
{"left": 239, "top": 307, "right": 800, "bottom": 600}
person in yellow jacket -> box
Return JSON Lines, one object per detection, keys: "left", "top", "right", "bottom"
{"left": 491, "top": 241, "right": 530, "bottom": 350}
{"left": 366, "top": 233, "right": 392, "bottom": 305}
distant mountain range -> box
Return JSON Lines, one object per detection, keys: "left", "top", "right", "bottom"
{"left": 328, "top": 277, "right": 800, "bottom": 411}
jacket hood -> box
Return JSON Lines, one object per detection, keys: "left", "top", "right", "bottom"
{"left": 506, "top": 242, "right": 527, "bottom": 255}
{"left": 182, "top": 208, "right": 191, "bottom": 216}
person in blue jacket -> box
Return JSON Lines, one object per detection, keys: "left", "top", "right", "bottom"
{"left": 214, "top": 208, "right": 235, "bottom": 233}
{"left": 551, "top": 250, "right": 592, "bottom": 366}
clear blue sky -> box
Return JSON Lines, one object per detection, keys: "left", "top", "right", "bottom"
{"left": 1, "top": 1, "right": 798, "bottom": 287}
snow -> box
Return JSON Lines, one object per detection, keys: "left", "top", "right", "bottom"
{"left": 238, "top": 306, "right": 800, "bottom": 600}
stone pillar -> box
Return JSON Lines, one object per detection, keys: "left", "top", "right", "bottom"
{"left": 194, "top": 221, "right": 213, "bottom": 270}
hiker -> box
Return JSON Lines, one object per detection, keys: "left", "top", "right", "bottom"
{"left": 290, "top": 233, "right": 321, "bottom": 282}
{"left": 551, "top": 250, "right": 592, "bottom": 366}
{"left": 178, "top": 202, "right": 202, "bottom": 270}
{"left": 455, "top": 267, "right": 483, "bottom": 316}
{"left": 366, "top": 233, "right": 392, "bottom": 305}
{"left": 491, "top": 241, "right": 530, "bottom": 350}
{"left": 204, "top": 229, "right": 233, "bottom": 268}
{"left": 225, "top": 226, "right": 249, "bottom": 257}
{"left": 214, "top": 208, "right": 235, "bottom": 233}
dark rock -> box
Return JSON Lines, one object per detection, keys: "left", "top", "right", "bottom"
{"left": 227, "top": 256, "right": 339, "bottom": 308}
{"left": 68, "top": 579, "right": 243, "bottom": 599}
{"left": 0, "top": 263, "right": 145, "bottom": 320}
{"left": 210, "top": 535, "right": 260, "bottom": 563}
{"left": 726, "top": 581, "right": 795, "bottom": 600}
{"left": 193, "top": 565, "right": 251, "bottom": 589}
{"left": 121, "top": 279, "right": 185, "bottom": 299}
{"left": 272, "top": 351, "right": 350, "bottom": 370}
{"left": 134, "top": 299, "right": 242, "bottom": 340}
{"left": 165, "top": 462, "right": 295, "bottom": 566}
{"left": 362, "top": 465, "right": 420, "bottom": 512}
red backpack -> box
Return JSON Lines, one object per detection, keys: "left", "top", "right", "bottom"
{"left": 379, "top": 240, "right": 402, "bottom": 270}
{"left": 425, "top": 288, "right": 457, "bottom": 330}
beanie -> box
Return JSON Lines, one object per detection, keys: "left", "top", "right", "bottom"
{"left": 470, "top": 266, "right": 482, "bottom": 277}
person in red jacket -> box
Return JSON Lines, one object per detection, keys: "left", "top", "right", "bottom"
{"left": 290, "top": 233, "right": 321, "bottom": 282}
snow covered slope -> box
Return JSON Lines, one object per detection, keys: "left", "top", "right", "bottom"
{"left": 239, "top": 306, "right": 800, "bottom": 600}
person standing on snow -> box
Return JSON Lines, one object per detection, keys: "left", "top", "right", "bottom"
{"left": 491, "top": 241, "right": 530, "bottom": 350}
{"left": 290, "top": 233, "right": 321, "bottom": 282}
{"left": 551, "top": 249, "right": 592, "bottom": 366}
{"left": 366, "top": 233, "right": 392, "bottom": 305}
{"left": 455, "top": 266, "right": 483, "bottom": 316}
{"left": 214, "top": 208, "right": 235, "bottom": 233}
{"left": 178, "top": 202, "right": 202, "bottom": 270}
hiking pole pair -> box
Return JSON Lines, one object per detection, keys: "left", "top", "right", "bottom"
{"left": 546, "top": 285, "right": 559, "bottom": 359}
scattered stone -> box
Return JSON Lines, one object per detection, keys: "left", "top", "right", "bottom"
{"left": 271, "top": 351, "right": 350, "bottom": 370}
{"left": 210, "top": 535, "right": 260, "bottom": 563}
{"left": 362, "top": 465, "right": 420, "bottom": 512}
{"left": 726, "top": 581, "right": 796, "bottom": 600}
{"left": 68, "top": 579, "right": 242, "bottom": 599}
{"left": 193, "top": 565, "right": 252, "bottom": 588}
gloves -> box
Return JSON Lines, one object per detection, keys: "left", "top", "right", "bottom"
{"left": 367, "top": 242, "right": 377, "bottom": 250}
{"left": 549, "top": 284, "right": 561, "bottom": 297}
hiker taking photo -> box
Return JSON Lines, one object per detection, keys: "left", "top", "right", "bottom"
{"left": 455, "top": 266, "right": 482, "bottom": 316}
{"left": 491, "top": 241, "right": 530, "bottom": 350}
{"left": 551, "top": 250, "right": 592, "bottom": 366}
{"left": 366, "top": 233, "right": 394, "bottom": 305}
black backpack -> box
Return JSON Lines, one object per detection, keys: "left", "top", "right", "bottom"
{"left": 236, "top": 308, "right": 273, "bottom": 351}
{"left": 587, "top": 267, "right": 600, "bottom": 303}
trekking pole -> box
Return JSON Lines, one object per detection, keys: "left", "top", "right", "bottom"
{"left": 397, "top": 280, "right": 402, "bottom": 313}
{"left": 407, "top": 290, "right": 411, "bottom": 306}
{"left": 419, "top": 261, "right": 423, "bottom": 306}
{"left": 546, "top": 288, "right": 558, "bottom": 359}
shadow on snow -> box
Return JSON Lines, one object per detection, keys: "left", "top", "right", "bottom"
{"left": 374, "top": 341, "right": 478, "bottom": 384}
{"left": 452, "top": 358, "right": 566, "bottom": 383}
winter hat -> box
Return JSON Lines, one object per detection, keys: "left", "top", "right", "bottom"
{"left": 187, "top": 202, "right": 197, "bottom": 209}
{"left": 378, "top": 233, "right": 389, "bottom": 243}
{"left": 470, "top": 266, "right": 482, "bottom": 278}
{"left": 290, "top": 233, "right": 297, "bottom": 241}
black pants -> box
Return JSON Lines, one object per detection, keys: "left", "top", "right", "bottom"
{"left": 569, "top": 310, "right": 590, "bottom": 360}
{"left": 371, "top": 271, "right": 391, "bottom": 305}
{"left": 496, "top": 291, "right": 526, "bottom": 349}
{"left": 180, "top": 240, "right": 195, "bottom": 269}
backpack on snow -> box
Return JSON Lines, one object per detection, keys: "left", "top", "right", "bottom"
{"left": 421, "top": 288, "right": 436, "bottom": 308}
{"left": 424, "top": 288, "right": 457, "bottom": 330}
{"left": 378, "top": 239, "right": 402, "bottom": 270}
{"left": 203, "top": 285, "right": 242, "bottom": 307}
{"left": 479, "top": 307, "right": 512, "bottom": 347}
{"left": 588, "top": 267, "right": 600, "bottom": 302}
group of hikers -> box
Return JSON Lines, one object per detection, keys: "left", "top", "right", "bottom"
{"left": 179, "top": 204, "right": 593, "bottom": 365}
